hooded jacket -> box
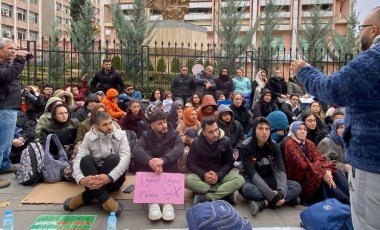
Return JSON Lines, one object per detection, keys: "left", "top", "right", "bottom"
{"left": 196, "top": 94, "right": 217, "bottom": 122}
{"left": 102, "top": 88, "right": 124, "bottom": 119}
{"left": 167, "top": 100, "right": 184, "bottom": 130}
{"left": 35, "top": 97, "right": 64, "bottom": 140}
{"left": 217, "top": 104, "right": 245, "bottom": 148}
{"left": 238, "top": 117, "right": 288, "bottom": 203}
{"left": 133, "top": 123, "right": 184, "bottom": 173}
{"left": 186, "top": 128, "right": 234, "bottom": 181}
{"left": 252, "top": 89, "right": 279, "bottom": 118}
{"left": 118, "top": 107, "right": 145, "bottom": 134}
{"left": 215, "top": 73, "right": 233, "bottom": 98}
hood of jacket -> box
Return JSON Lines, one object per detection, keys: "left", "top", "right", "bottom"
{"left": 53, "top": 89, "right": 74, "bottom": 106}
{"left": 217, "top": 104, "right": 235, "bottom": 121}
{"left": 199, "top": 94, "right": 217, "bottom": 110}
{"left": 106, "top": 88, "right": 119, "bottom": 100}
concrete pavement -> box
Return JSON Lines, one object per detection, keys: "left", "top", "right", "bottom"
{"left": 0, "top": 173, "right": 305, "bottom": 230}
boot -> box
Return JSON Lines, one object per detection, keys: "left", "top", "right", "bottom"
{"left": 101, "top": 197, "right": 123, "bottom": 217}
{"left": 63, "top": 193, "right": 85, "bottom": 211}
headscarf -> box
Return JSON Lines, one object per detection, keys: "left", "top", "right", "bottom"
{"left": 327, "top": 118, "right": 344, "bottom": 146}
{"left": 255, "top": 71, "right": 266, "bottom": 88}
{"left": 289, "top": 121, "right": 306, "bottom": 145}
{"left": 183, "top": 107, "right": 197, "bottom": 127}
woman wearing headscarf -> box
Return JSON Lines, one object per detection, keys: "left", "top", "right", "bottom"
{"left": 283, "top": 121, "right": 349, "bottom": 205}
{"left": 177, "top": 107, "right": 201, "bottom": 146}
{"left": 167, "top": 100, "right": 184, "bottom": 130}
{"left": 318, "top": 119, "right": 349, "bottom": 175}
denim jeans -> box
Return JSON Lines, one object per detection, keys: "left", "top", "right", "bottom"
{"left": 0, "top": 109, "right": 18, "bottom": 172}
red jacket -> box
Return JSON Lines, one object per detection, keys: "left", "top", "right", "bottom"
{"left": 283, "top": 138, "right": 336, "bottom": 199}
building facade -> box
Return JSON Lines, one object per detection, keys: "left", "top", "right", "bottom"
{"left": 99, "top": 0, "right": 351, "bottom": 52}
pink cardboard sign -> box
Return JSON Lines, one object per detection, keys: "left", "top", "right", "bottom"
{"left": 133, "top": 172, "right": 185, "bottom": 204}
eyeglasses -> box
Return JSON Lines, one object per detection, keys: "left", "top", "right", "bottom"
{"left": 358, "top": 24, "right": 374, "bottom": 32}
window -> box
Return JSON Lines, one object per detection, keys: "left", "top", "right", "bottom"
{"left": 29, "top": 12, "right": 38, "bottom": 23}
{"left": 63, "top": 18, "right": 69, "bottom": 25}
{"left": 1, "top": 25, "right": 13, "bottom": 38}
{"left": 56, "top": 3, "right": 62, "bottom": 11}
{"left": 17, "top": 8, "right": 26, "bottom": 21}
{"left": 17, "top": 29, "right": 27, "bottom": 40}
{"left": 56, "top": 16, "right": 62, "bottom": 24}
{"left": 1, "top": 4, "right": 12, "bottom": 17}
{"left": 29, "top": 31, "right": 38, "bottom": 41}
{"left": 270, "top": 36, "right": 285, "bottom": 51}
{"left": 29, "top": 0, "right": 37, "bottom": 4}
{"left": 300, "top": 38, "right": 309, "bottom": 51}
{"left": 63, "top": 5, "right": 69, "bottom": 14}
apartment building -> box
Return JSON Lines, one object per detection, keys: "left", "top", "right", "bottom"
{"left": 0, "top": 0, "right": 41, "bottom": 46}
{"left": 99, "top": 0, "right": 351, "bottom": 51}
{"left": 0, "top": 0, "right": 100, "bottom": 47}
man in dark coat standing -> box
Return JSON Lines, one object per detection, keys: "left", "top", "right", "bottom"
{"left": 90, "top": 58, "right": 125, "bottom": 93}
{"left": 0, "top": 37, "right": 28, "bottom": 188}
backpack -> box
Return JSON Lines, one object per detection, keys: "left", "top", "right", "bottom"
{"left": 16, "top": 142, "right": 45, "bottom": 186}
{"left": 186, "top": 200, "right": 252, "bottom": 230}
{"left": 42, "top": 134, "right": 69, "bottom": 183}
{"left": 125, "top": 130, "right": 137, "bottom": 174}
{"left": 300, "top": 198, "right": 354, "bottom": 230}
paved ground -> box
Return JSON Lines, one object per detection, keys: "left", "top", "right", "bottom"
{"left": 0, "top": 173, "right": 305, "bottom": 230}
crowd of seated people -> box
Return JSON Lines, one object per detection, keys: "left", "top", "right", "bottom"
{"left": 7, "top": 65, "right": 351, "bottom": 220}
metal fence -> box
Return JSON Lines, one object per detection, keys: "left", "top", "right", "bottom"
{"left": 20, "top": 38, "right": 358, "bottom": 97}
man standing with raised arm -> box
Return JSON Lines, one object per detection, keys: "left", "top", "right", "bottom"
{"left": 291, "top": 6, "right": 380, "bottom": 229}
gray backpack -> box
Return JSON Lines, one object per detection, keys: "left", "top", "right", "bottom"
{"left": 42, "top": 134, "right": 69, "bottom": 183}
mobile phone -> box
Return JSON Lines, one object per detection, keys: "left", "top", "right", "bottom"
{"left": 121, "top": 184, "right": 135, "bottom": 194}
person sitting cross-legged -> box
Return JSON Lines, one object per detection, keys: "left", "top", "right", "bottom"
{"left": 133, "top": 109, "right": 184, "bottom": 221}
{"left": 238, "top": 117, "right": 301, "bottom": 216}
{"left": 64, "top": 112, "right": 131, "bottom": 217}
{"left": 185, "top": 116, "right": 245, "bottom": 204}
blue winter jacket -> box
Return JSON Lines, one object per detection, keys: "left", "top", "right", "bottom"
{"left": 297, "top": 38, "right": 380, "bottom": 174}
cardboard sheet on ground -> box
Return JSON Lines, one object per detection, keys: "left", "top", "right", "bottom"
{"left": 21, "top": 175, "right": 193, "bottom": 204}
{"left": 29, "top": 215, "right": 96, "bottom": 230}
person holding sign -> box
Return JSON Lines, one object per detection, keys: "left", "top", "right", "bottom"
{"left": 133, "top": 109, "right": 184, "bottom": 221}
{"left": 185, "top": 116, "right": 245, "bottom": 204}
{"left": 64, "top": 112, "right": 131, "bottom": 217}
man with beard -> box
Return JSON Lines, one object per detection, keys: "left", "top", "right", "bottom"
{"left": 185, "top": 116, "right": 244, "bottom": 204}
{"left": 65, "top": 112, "right": 131, "bottom": 216}
{"left": 133, "top": 109, "right": 183, "bottom": 221}
{"left": 291, "top": 6, "right": 380, "bottom": 229}
{"left": 90, "top": 58, "right": 125, "bottom": 93}
{"left": 215, "top": 67, "right": 233, "bottom": 99}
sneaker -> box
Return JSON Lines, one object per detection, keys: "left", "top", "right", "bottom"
{"left": 148, "top": 203, "right": 162, "bottom": 221}
{"left": 193, "top": 194, "right": 211, "bottom": 204}
{"left": 63, "top": 193, "right": 85, "bottom": 211}
{"left": 248, "top": 201, "right": 264, "bottom": 216}
{"left": 101, "top": 197, "right": 123, "bottom": 217}
{"left": 162, "top": 204, "right": 175, "bottom": 221}
{"left": 0, "top": 178, "right": 11, "bottom": 189}
{"left": 0, "top": 165, "right": 18, "bottom": 175}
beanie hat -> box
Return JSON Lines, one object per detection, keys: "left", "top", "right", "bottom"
{"left": 267, "top": 111, "right": 289, "bottom": 131}
{"left": 85, "top": 93, "right": 99, "bottom": 104}
{"left": 145, "top": 104, "right": 165, "bottom": 122}
{"left": 95, "top": 91, "right": 105, "bottom": 97}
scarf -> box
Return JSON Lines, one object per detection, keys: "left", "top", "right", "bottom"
{"left": 183, "top": 107, "right": 197, "bottom": 127}
{"left": 327, "top": 118, "right": 344, "bottom": 146}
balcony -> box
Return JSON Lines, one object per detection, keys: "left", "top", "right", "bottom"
{"left": 302, "top": 0, "right": 333, "bottom": 4}
{"left": 301, "top": 11, "right": 333, "bottom": 17}
{"left": 260, "top": 0, "right": 291, "bottom": 6}
{"left": 185, "top": 13, "right": 212, "bottom": 20}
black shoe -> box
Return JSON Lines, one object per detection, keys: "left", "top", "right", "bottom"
{"left": 223, "top": 192, "right": 236, "bottom": 205}
{"left": 193, "top": 194, "right": 211, "bottom": 204}
{"left": 287, "top": 196, "right": 301, "bottom": 206}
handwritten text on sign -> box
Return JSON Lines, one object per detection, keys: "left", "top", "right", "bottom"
{"left": 134, "top": 172, "right": 184, "bottom": 204}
